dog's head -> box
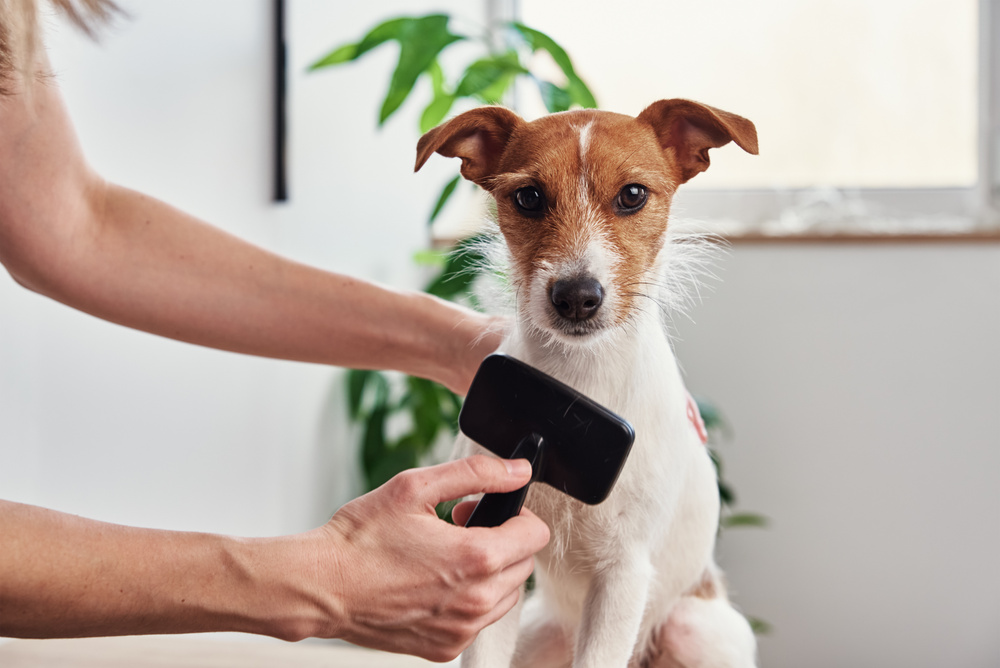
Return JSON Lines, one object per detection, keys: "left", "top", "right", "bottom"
{"left": 415, "top": 100, "right": 757, "bottom": 345}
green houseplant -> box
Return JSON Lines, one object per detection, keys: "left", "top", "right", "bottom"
{"left": 309, "top": 13, "right": 598, "bottom": 500}
{"left": 309, "top": 12, "right": 766, "bottom": 539}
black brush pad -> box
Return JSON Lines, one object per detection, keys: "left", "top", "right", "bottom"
{"left": 459, "top": 354, "right": 635, "bottom": 527}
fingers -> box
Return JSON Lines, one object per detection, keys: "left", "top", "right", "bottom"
{"left": 481, "top": 587, "right": 523, "bottom": 630}
{"left": 450, "top": 499, "right": 477, "bottom": 526}
{"left": 500, "top": 555, "right": 536, "bottom": 592}
{"left": 470, "top": 555, "right": 533, "bottom": 639}
{"left": 397, "top": 455, "right": 532, "bottom": 507}
{"left": 493, "top": 506, "right": 551, "bottom": 556}
{"left": 463, "top": 506, "right": 550, "bottom": 573}
{"left": 451, "top": 500, "right": 550, "bottom": 559}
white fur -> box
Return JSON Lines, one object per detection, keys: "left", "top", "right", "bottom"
{"left": 456, "top": 226, "right": 756, "bottom": 667}
{"left": 456, "top": 133, "right": 756, "bottom": 668}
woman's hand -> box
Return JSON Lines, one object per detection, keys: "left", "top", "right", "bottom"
{"left": 285, "top": 455, "right": 549, "bottom": 661}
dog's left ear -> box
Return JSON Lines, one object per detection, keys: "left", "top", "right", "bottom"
{"left": 637, "top": 99, "right": 758, "bottom": 184}
{"left": 415, "top": 106, "right": 524, "bottom": 187}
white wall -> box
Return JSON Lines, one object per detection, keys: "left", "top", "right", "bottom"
{"left": 673, "top": 243, "right": 1000, "bottom": 668}
{"left": 1, "top": 2, "right": 998, "bottom": 667}
{"left": 0, "top": 0, "right": 479, "bottom": 537}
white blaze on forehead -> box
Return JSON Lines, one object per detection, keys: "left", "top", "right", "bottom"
{"left": 575, "top": 120, "right": 595, "bottom": 213}
{"left": 577, "top": 120, "right": 594, "bottom": 167}
{"left": 555, "top": 119, "right": 614, "bottom": 284}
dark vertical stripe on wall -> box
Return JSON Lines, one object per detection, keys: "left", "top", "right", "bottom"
{"left": 273, "top": 0, "right": 288, "bottom": 202}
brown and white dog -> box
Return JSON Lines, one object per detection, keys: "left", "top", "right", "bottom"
{"left": 416, "top": 100, "right": 759, "bottom": 668}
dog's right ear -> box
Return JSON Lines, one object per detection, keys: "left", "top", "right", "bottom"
{"left": 415, "top": 106, "right": 523, "bottom": 187}
{"left": 637, "top": 99, "right": 758, "bottom": 184}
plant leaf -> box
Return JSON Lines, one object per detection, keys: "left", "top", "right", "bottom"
{"left": 427, "top": 58, "right": 447, "bottom": 96}
{"left": 566, "top": 75, "right": 598, "bottom": 109}
{"left": 718, "top": 479, "right": 735, "bottom": 506}
{"left": 419, "top": 59, "right": 455, "bottom": 133}
{"left": 455, "top": 52, "right": 527, "bottom": 99}
{"left": 428, "top": 175, "right": 461, "bottom": 225}
{"left": 695, "top": 397, "right": 722, "bottom": 429}
{"left": 510, "top": 23, "right": 573, "bottom": 76}
{"left": 748, "top": 616, "right": 773, "bottom": 635}
{"left": 406, "top": 376, "right": 444, "bottom": 448}
{"left": 420, "top": 92, "right": 457, "bottom": 134}
{"left": 721, "top": 513, "right": 769, "bottom": 529}
{"left": 359, "top": 372, "right": 392, "bottom": 479}
{"left": 509, "top": 23, "right": 597, "bottom": 109}
{"left": 475, "top": 71, "right": 517, "bottom": 105}
{"left": 436, "top": 498, "right": 459, "bottom": 523}
{"left": 379, "top": 15, "right": 465, "bottom": 125}
{"left": 308, "top": 15, "right": 464, "bottom": 126}
{"left": 440, "top": 386, "right": 463, "bottom": 429}
{"left": 413, "top": 248, "right": 448, "bottom": 268}
{"left": 367, "top": 447, "right": 418, "bottom": 491}
{"left": 308, "top": 43, "right": 360, "bottom": 70}
{"left": 346, "top": 369, "right": 373, "bottom": 420}
{"left": 361, "top": 403, "right": 389, "bottom": 474}
{"left": 423, "top": 234, "right": 488, "bottom": 301}
{"left": 536, "top": 80, "right": 572, "bottom": 113}
{"left": 308, "top": 17, "right": 409, "bottom": 70}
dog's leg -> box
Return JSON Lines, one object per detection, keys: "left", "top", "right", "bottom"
{"left": 572, "top": 551, "right": 654, "bottom": 668}
{"left": 461, "top": 587, "right": 525, "bottom": 668}
{"left": 511, "top": 620, "right": 573, "bottom": 668}
{"left": 510, "top": 592, "right": 573, "bottom": 668}
{"left": 644, "top": 596, "right": 757, "bottom": 668}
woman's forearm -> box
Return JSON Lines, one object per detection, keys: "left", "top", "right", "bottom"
{"left": 0, "top": 74, "right": 500, "bottom": 394}
{"left": 0, "top": 500, "right": 324, "bottom": 640}
{"left": 57, "top": 182, "right": 500, "bottom": 393}
{"left": 0, "top": 458, "right": 548, "bottom": 659}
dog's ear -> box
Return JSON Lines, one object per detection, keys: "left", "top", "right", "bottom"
{"left": 415, "top": 106, "right": 524, "bottom": 187}
{"left": 637, "top": 99, "right": 758, "bottom": 184}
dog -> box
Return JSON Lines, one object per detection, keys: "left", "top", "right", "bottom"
{"left": 415, "top": 99, "right": 759, "bottom": 668}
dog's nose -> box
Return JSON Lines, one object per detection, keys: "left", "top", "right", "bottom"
{"left": 550, "top": 277, "right": 604, "bottom": 321}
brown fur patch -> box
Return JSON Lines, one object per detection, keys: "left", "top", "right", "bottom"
{"left": 685, "top": 567, "right": 723, "bottom": 601}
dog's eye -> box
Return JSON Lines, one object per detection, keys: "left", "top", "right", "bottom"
{"left": 616, "top": 184, "right": 648, "bottom": 213}
{"left": 513, "top": 186, "right": 545, "bottom": 215}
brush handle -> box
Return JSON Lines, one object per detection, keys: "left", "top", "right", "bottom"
{"left": 465, "top": 433, "right": 544, "bottom": 528}
{"left": 464, "top": 482, "right": 532, "bottom": 528}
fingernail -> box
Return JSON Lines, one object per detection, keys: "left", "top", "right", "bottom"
{"left": 505, "top": 458, "right": 531, "bottom": 477}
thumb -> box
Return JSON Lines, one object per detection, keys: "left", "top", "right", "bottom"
{"left": 408, "top": 455, "right": 532, "bottom": 507}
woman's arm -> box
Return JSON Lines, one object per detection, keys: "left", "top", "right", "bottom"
{"left": 0, "top": 456, "right": 547, "bottom": 661}
{"left": 0, "top": 63, "right": 500, "bottom": 395}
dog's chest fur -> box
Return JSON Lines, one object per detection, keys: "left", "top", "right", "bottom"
{"left": 464, "top": 299, "right": 720, "bottom": 626}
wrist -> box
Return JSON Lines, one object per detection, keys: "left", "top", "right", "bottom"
{"left": 450, "top": 310, "right": 504, "bottom": 393}
{"left": 411, "top": 293, "right": 502, "bottom": 394}
{"left": 222, "top": 532, "right": 344, "bottom": 642}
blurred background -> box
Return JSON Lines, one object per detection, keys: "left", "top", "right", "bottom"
{"left": 0, "top": 1, "right": 997, "bottom": 666}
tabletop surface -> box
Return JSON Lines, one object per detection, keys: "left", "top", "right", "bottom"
{"left": 0, "top": 635, "right": 455, "bottom": 667}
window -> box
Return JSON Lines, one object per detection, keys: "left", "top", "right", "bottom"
{"left": 508, "top": 0, "right": 1000, "bottom": 237}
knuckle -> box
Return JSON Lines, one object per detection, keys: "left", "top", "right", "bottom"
{"left": 386, "top": 468, "right": 423, "bottom": 502}
{"left": 458, "top": 587, "right": 497, "bottom": 620}
{"left": 427, "top": 643, "right": 463, "bottom": 663}
{"left": 425, "top": 626, "right": 472, "bottom": 663}
{"left": 465, "top": 545, "right": 501, "bottom": 577}
{"left": 470, "top": 591, "right": 496, "bottom": 618}
{"left": 446, "top": 619, "right": 479, "bottom": 648}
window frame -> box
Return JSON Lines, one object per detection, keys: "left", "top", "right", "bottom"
{"left": 491, "top": 0, "right": 1000, "bottom": 243}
